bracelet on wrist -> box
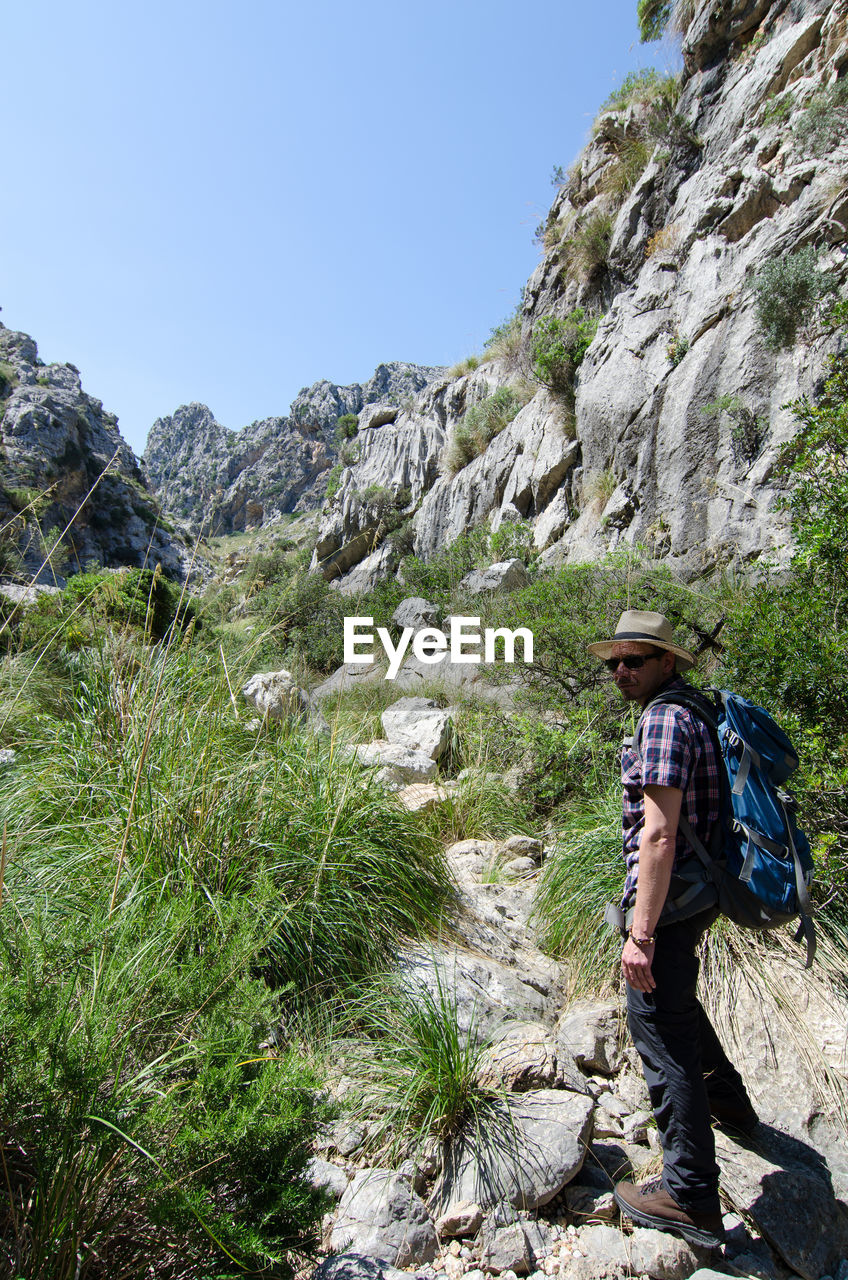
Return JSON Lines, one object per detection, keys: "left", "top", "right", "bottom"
{"left": 628, "top": 930, "right": 656, "bottom": 947}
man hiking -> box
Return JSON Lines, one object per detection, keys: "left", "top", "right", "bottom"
{"left": 587, "top": 610, "right": 758, "bottom": 1250}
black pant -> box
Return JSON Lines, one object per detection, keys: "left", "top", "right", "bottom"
{"left": 625, "top": 907, "right": 749, "bottom": 1215}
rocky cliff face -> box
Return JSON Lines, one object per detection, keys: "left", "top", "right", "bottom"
{"left": 0, "top": 324, "right": 189, "bottom": 584}
{"left": 314, "top": 0, "right": 848, "bottom": 589}
{"left": 143, "top": 363, "right": 444, "bottom": 537}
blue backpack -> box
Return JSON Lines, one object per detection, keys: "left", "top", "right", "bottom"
{"left": 633, "top": 686, "right": 816, "bottom": 966}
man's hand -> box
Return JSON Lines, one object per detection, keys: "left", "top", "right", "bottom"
{"left": 622, "top": 935, "right": 656, "bottom": 992}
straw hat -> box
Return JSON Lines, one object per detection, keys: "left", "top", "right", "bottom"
{"left": 587, "top": 609, "right": 695, "bottom": 671}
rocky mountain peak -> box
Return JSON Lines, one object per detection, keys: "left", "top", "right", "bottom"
{"left": 0, "top": 322, "right": 188, "bottom": 584}
{"left": 143, "top": 362, "right": 445, "bottom": 537}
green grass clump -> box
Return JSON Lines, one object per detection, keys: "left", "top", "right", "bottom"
{"left": 341, "top": 969, "right": 498, "bottom": 1162}
{"left": 442, "top": 387, "right": 525, "bottom": 474}
{"left": 532, "top": 784, "right": 624, "bottom": 994}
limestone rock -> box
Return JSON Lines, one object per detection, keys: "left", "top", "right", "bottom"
{"left": 331, "top": 1168, "right": 438, "bottom": 1266}
{"left": 431, "top": 1089, "right": 594, "bottom": 1213}
{"left": 0, "top": 322, "right": 190, "bottom": 583}
{"left": 435, "top": 1199, "right": 484, "bottom": 1239}
{"left": 312, "top": 660, "right": 386, "bottom": 699}
{"left": 475, "top": 1022, "right": 561, "bottom": 1092}
{"left": 458, "top": 560, "right": 530, "bottom": 595}
{"left": 714, "top": 1127, "right": 848, "bottom": 1280}
{"left": 241, "top": 669, "right": 328, "bottom": 732}
{"left": 313, "top": 1253, "right": 410, "bottom": 1280}
{"left": 500, "top": 836, "right": 543, "bottom": 863}
{"left": 381, "top": 697, "right": 455, "bottom": 760}
{"left": 502, "top": 857, "right": 536, "bottom": 880}
{"left": 557, "top": 1001, "right": 622, "bottom": 1076}
{"left": 574, "top": 1224, "right": 702, "bottom": 1280}
{"left": 446, "top": 838, "right": 499, "bottom": 882}
{"left": 307, "top": 1156, "right": 350, "bottom": 1199}
{"left": 144, "top": 363, "right": 443, "bottom": 536}
{"left": 351, "top": 742, "right": 437, "bottom": 784}
{"left": 479, "top": 1222, "right": 532, "bottom": 1275}
{"left": 312, "top": 0, "right": 848, "bottom": 592}
{"left": 398, "top": 940, "right": 565, "bottom": 1044}
{"left": 396, "top": 782, "right": 458, "bottom": 812}
{"left": 392, "top": 596, "right": 439, "bottom": 630}
{"left": 563, "top": 1184, "right": 617, "bottom": 1223}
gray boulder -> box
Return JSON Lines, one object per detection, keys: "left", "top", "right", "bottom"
{"left": 458, "top": 560, "right": 530, "bottom": 595}
{"left": 715, "top": 1127, "right": 848, "bottom": 1280}
{"left": 479, "top": 1221, "right": 532, "bottom": 1275}
{"left": 313, "top": 1254, "right": 410, "bottom": 1280}
{"left": 306, "top": 1156, "right": 350, "bottom": 1199}
{"left": 381, "top": 696, "right": 455, "bottom": 760}
{"left": 557, "top": 1001, "right": 622, "bottom": 1076}
{"left": 574, "top": 1224, "right": 702, "bottom": 1280}
{"left": 475, "top": 1021, "right": 561, "bottom": 1092}
{"left": 398, "top": 944, "right": 563, "bottom": 1043}
{"left": 431, "top": 1089, "right": 594, "bottom": 1213}
{"left": 331, "top": 1168, "right": 438, "bottom": 1267}
{"left": 435, "top": 1199, "right": 484, "bottom": 1239}
{"left": 351, "top": 742, "right": 437, "bottom": 784}
{"left": 241, "top": 669, "right": 329, "bottom": 733}
{"left": 392, "top": 596, "right": 439, "bottom": 630}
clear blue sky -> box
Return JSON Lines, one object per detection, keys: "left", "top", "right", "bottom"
{"left": 2, "top": 1, "right": 675, "bottom": 455}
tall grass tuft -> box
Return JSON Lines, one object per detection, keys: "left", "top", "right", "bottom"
{"left": 532, "top": 783, "right": 625, "bottom": 995}
{"left": 3, "top": 639, "right": 451, "bottom": 1000}
{"left": 340, "top": 968, "right": 498, "bottom": 1163}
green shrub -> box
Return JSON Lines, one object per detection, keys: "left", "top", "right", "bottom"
{"left": 530, "top": 309, "right": 600, "bottom": 394}
{"left": 335, "top": 412, "right": 359, "bottom": 441}
{"left": 442, "top": 388, "right": 524, "bottom": 474}
{"left": 751, "top": 246, "right": 837, "bottom": 348}
{"left": 339, "top": 439, "right": 360, "bottom": 466}
{"left": 795, "top": 79, "right": 848, "bottom": 158}
{"left": 17, "top": 568, "right": 196, "bottom": 652}
{"left": 778, "top": 343, "right": 848, "bottom": 595}
{"left": 401, "top": 526, "right": 493, "bottom": 599}
{"left": 0, "top": 896, "right": 326, "bottom": 1279}
{"left": 251, "top": 559, "right": 348, "bottom": 672}
{"left": 666, "top": 330, "right": 689, "bottom": 366}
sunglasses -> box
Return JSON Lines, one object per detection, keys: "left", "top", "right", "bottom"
{"left": 603, "top": 653, "right": 663, "bottom": 672}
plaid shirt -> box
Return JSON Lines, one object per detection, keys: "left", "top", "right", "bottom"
{"left": 621, "top": 678, "right": 721, "bottom": 907}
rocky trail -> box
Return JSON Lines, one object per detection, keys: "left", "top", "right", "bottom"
{"left": 275, "top": 684, "right": 848, "bottom": 1280}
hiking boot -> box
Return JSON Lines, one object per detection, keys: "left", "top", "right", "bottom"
{"left": 708, "top": 1096, "right": 759, "bottom": 1137}
{"left": 614, "top": 1177, "right": 726, "bottom": 1249}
